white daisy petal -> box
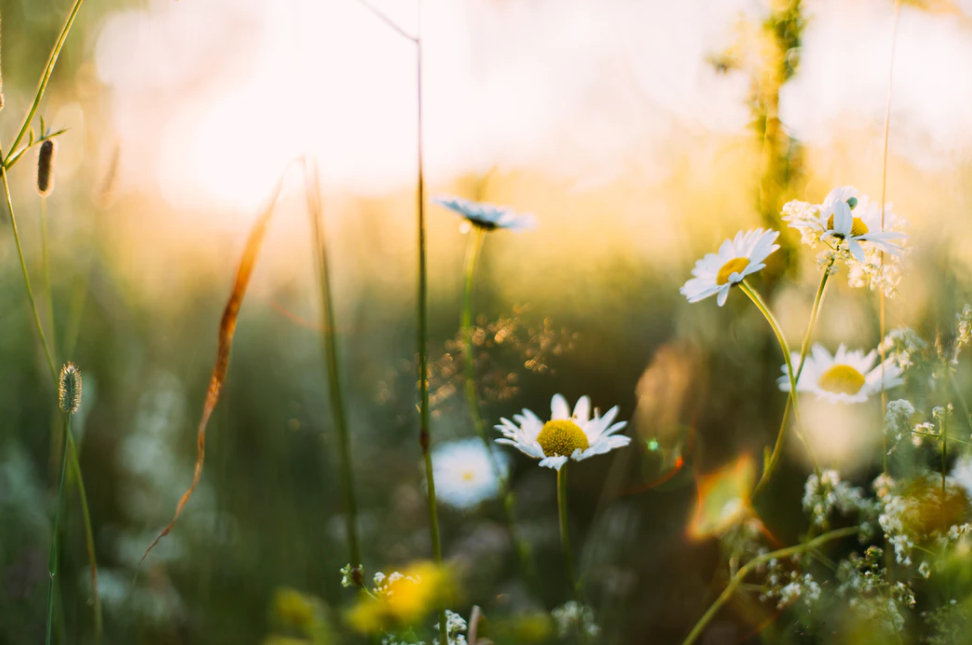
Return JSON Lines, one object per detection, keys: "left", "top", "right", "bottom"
{"left": 681, "top": 228, "right": 780, "bottom": 307}
{"left": 494, "top": 395, "right": 630, "bottom": 469}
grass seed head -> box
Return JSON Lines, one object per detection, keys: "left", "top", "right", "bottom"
{"left": 59, "top": 362, "right": 82, "bottom": 414}
{"left": 37, "top": 140, "right": 56, "bottom": 196}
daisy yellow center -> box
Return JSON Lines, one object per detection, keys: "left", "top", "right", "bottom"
{"left": 817, "top": 364, "right": 866, "bottom": 396}
{"left": 537, "top": 420, "right": 589, "bottom": 458}
{"left": 461, "top": 471, "right": 475, "bottom": 481}
{"left": 826, "top": 214, "right": 869, "bottom": 238}
{"left": 716, "top": 258, "right": 750, "bottom": 286}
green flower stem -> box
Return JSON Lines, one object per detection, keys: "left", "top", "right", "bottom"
{"left": 40, "top": 196, "right": 57, "bottom": 360}
{"left": 557, "top": 465, "right": 579, "bottom": 596}
{"left": 739, "top": 280, "right": 820, "bottom": 481}
{"left": 45, "top": 414, "right": 71, "bottom": 645}
{"left": 306, "top": 165, "right": 361, "bottom": 569}
{"left": 6, "top": 0, "right": 87, "bottom": 158}
{"left": 412, "top": 25, "right": 447, "bottom": 645}
{"left": 1, "top": 141, "right": 102, "bottom": 641}
{"left": 680, "top": 526, "right": 858, "bottom": 645}
{"left": 460, "top": 226, "right": 534, "bottom": 582}
{"left": 752, "top": 264, "right": 832, "bottom": 499}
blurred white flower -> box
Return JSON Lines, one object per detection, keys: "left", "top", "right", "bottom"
{"left": 680, "top": 228, "right": 780, "bottom": 307}
{"left": 779, "top": 343, "right": 902, "bottom": 404}
{"left": 782, "top": 187, "right": 909, "bottom": 296}
{"left": 495, "top": 394, "right": 630, "bottom": 471}
{"left": 432, "top": 438, "right": 508, "bottom": 509}
{"left": 433, "top": 195, "right": 535, "bottom": 232}
{"left": 951, "top": 455, "right": 972, "bottom": 501}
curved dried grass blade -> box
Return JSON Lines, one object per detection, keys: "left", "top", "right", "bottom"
{"left": 140, "top": 177, "right": 286, "bottom": 565}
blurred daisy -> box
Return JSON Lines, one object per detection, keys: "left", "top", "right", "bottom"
{"left": 495, "top": 394, "right": 630, "bottom": 471}
{"left": 951, "top": 455, "right": 972, "bottom": 500}
{"left": 432, "top": 438, "right": 508, "bottom": 510}
{"left": 680, "top": 228, "right": 780, "bottom": 307}
{"left": 433, "top": 195, "right": 536, "bottom": 232}
{"left": 784, "top": 186, "right": 907, "bottom": 262}
{"left": 778, "top": 343, "right": 903, "bottom": 404}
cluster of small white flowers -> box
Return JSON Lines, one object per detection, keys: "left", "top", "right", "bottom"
{"left": 836, "top": 547, "right": 915, "bottom": 633}
{"left": 884, "top": 399, "right": 916, "bottom": 445}
{"left": 552, "top": 601, "right": 600, "bottom": 639}
{"left": 878, "top": 491, "right": 915, "bottom": 566}
{"left": 380, "top": 610, "right": 467, "bottom": 645}
{"left": 339, "top": 563, "right": 361, "bottom": 588}
{"left": 880, "top": 328, "right": 928, "bottom": 372}
{"left": 780, "top": 190, "right": 909, "bottom": 296}
{"left": 434, "top": 610, "right": 468, "bottom": 645}
{"left": 955, "top": 305, "right": 972, "bottom": 358}
{"left": 802, "top": 470, "right": 874, "bottom": 527}
{"left": 760, "top": 560, "right": 821, "bottom": 610}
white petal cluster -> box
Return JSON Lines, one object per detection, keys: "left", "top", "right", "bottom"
{"left": 680, "top": 228, "right": 780, "bottom": 307}
{"left": 782, "top": 186, "right": 909, "bottom": 296}
{"left": 779, "top": 343, "right": 902, "bottom": 404}
{"left": 432, "top": 438, "right": 508, "bottom": 510}
{"left": 495, "top": 394, "right": 630, "bottom": 471}
{"left": 433, "top": 195, "right": 536, "bottom": 232}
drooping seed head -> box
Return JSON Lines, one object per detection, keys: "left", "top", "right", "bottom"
{"left": 58, "top": 363, "right": 82, "bottom": 414}
{"left": 37, "top": 140, "right": 56, "bottom": 196}
{"left": 536, "top": 419, "right": 589, "bottom": 458}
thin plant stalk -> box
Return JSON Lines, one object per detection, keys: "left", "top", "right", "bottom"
{"left": 7, "top": 0, "right": 87, "bottom": 157}
{"left": 305, "top": 162, "right": 361, "bottom": 568}
{"left": 45, "top": 414, "right": 71, "bottom": 645}
{"left": 0, "top": 138, "right": 101, "bottom": 641}
{"left": 557, "top": 465, "right": 579, "bottom": 596}
{"left": 753, "top": 262, "right": 832, "bottom": 498}
{"left": 679, "top": 526, "right": 858, "bottom": 645}
{"left": 41, "top": 196, "right": 57, "bottom": 359}
{"left": 879, "top": 0, "right": 902, "bottom": 474}
{"left": 412, "top": 11, "right": 448, "bottom": 645}
{"left": 351, "top": 2, "right": 444, "bottom": 642}
{"left": 739, "top": 280, "right": 820, "bottom": 477}
{"left": 941, "top": 402, "right": 948, "bottom": 499}
{"left": 460, "top": 225, "right": 534, "bottom": 582}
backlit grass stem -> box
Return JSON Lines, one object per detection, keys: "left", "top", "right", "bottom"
{"left": 40, "top": 196, "right": 57, "bottom": 359}
{"left": 753, "top": 261, "right": 833, "bottom": 498}
{"left": 304, "top": 161, "right": 361, "bottom": 569}
{"left": 680, "top": 526, "right": 858, "bottom": 645}
{"left": 460, "top": 225, "right": 534, "bottom": 582}
{"left": 45, "top": 413, "right": 71, "bottom": 645}
{"left": 739, "top": 280, "right": 820, "bottom": 479}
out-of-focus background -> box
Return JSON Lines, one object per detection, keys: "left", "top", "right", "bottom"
{"left": 2, "top": 0, "right": 972, "bottom": 643}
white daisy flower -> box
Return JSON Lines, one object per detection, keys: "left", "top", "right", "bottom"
{"left": 494, "top": 394, "right": 630, "bottom": 471}
{"left": 680, "top": 228, "right": 780, "bottom": 307}
{"left": 784, "top": 186, "right": 907, "bottom": 262}
{"left": 778, "top": 343, "right": 903, "bottom": 404}
{"left": 433, "top": 195, "right": 536, "bottom": 232}
{"left": 432, "top": 438, "right": 509, "bottom": 510}
{"left": 951, "top": 455, "right": 972, "bottom": 501}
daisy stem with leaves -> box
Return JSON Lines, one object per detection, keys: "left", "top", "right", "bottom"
{"left": 738, "top": 280, "right": 821, "bottom": 478}
{"left": 753, "top": 259, "right": 834, "bottom": 498}
{"left": 460, "top": 225, "right": 535, "bottom": 582}
{"left": 556, "top": 464, "right": 591, "bottom": 644}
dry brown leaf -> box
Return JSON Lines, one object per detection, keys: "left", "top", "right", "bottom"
{"left": 140, "top": 174, "right": 288, "bottom": 564}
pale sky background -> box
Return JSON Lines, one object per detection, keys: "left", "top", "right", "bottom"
{"left": 91, "top": 0, "right": 972, "bottom": 212}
